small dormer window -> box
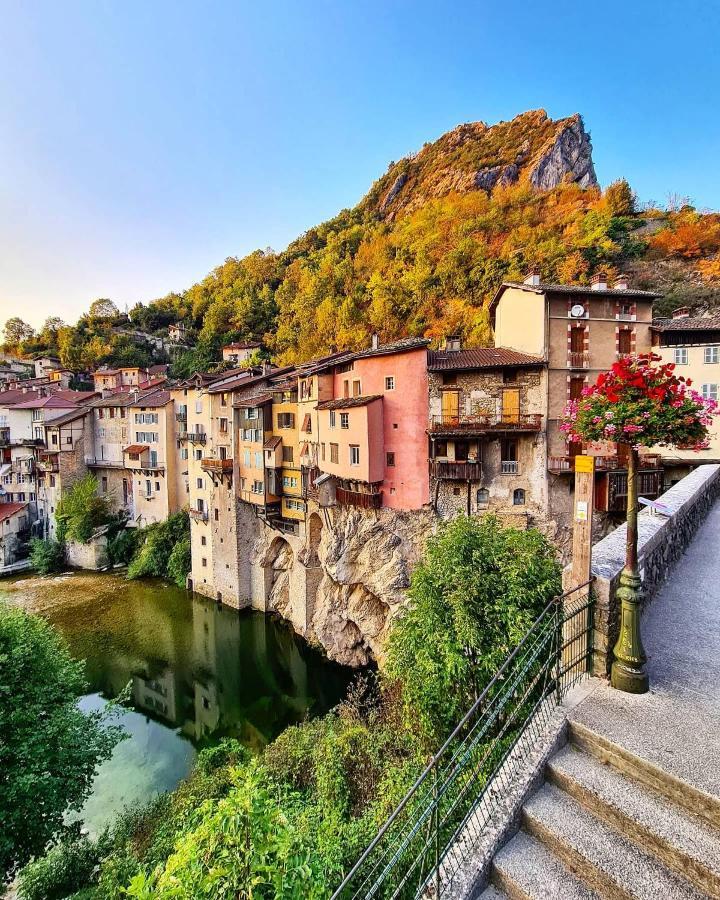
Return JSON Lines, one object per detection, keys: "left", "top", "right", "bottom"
{"left": 446, "top": 335, "right": 462, "bottom": 352}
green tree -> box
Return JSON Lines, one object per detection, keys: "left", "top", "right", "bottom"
{"left": 88, "top": 298, "right": 120, "bottom": 320}
{"left": 385, "top": 515, "right": 561, "bottom": 743}
{"left": 2, "top": 317, "right": 35, "bottom": 347}
{"left": 166, "top": 537, "right": 191, "bottom": 588}
{"left": 56, "top": 474, "right": 112, "bottom": 543}
{"left": 604, "top": 178, "right": 636, "bottom": 217}
{"left": 29, "top": 537, "right": 66, "bottom": 574}
{"left": 0, "top": 604, "right": 122, "bottom": 879}
{"left": 127, "top": 511, "right": 190, "bottom": 581}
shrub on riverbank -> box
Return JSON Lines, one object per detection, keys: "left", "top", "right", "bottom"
{"left": 56, "top": 475, "right": 113, "bottom": 544}
{"left": 28, "top": 536, "right": 66, "bottom": 574}
{"left": 126, "top": 511, "right": 190, "bottom": 584}
{"left": 0, "top": 603, "right": 123, "bottom": 882}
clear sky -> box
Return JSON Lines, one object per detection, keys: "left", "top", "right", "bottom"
{"left": 1, "top": 0, "right": 719, "bottom": 330}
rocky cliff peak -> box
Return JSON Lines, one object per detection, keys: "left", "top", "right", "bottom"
{"left": 363, "top": 109, "right": 597, "bottom": 220}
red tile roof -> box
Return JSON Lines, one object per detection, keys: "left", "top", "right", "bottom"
{"left": 652, "top": 316, "right": 720, "bottom": 331}
{"left": 12, "top": 395, "right": 78, "bottom": 409}
{"left": 223, "top": 341, "right": 261, "bottom": 350}
{"left": 316, "top": 394, "right": 383, "bottom": 411}
{"left": 0, "top": 501, "right": 28, "bottom": 522}
{"left": 123, "top": 444, "right": 149, "bottom": 454}
{"left": 490, "top": 280, "right": 660, "bottom": 313}
{"left": 427, "top": 347, "right": 545, "bottom": 371}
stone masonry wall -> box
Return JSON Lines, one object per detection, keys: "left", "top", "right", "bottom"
{"left": 582, "top": 464, "right": 720, "bottom": 676}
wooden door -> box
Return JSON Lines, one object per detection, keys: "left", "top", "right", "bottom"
{"left": 618, "top": 329, "right": 632, "bottom": 355}
{"left": 441, "top": 390, "right": 460, "bottom": 425}
{"left": 501, "top": 389, "right": 520, "bottom": 424}
{"left": 570, "top": 377, "right": 585, "bottom": 400}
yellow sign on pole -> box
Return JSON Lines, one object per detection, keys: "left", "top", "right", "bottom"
{"left": 574, "top": 454, "right": 595, "bottom": 474}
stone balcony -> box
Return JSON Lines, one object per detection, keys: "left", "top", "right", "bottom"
{"left": 201, "top": 457, "right": 233, "bottom": 474}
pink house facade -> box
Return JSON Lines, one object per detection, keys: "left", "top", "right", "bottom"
{"left": 314, "top": 337, "right": 430, "bottom": 511}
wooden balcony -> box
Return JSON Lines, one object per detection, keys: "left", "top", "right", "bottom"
{"left": 37, "top": 453, "right": 59, "bottom": 473}
{"left": 567, "top": 351, "right": 590, "bottom": 369}
{"left": 178, "top": 430, "right": 207, "bottom": 445}
{"left": 429, "top": 413, "right": 542, "bottom": 434}
{"left": 189, "top": 507, "right": 209, "bottom": 522}
{"left": 603, "top": 469, "right": 664, "bottom": 514}
{"left": 201, "top": 457, "right": 233, "bottom": 474}
{"left": 431, "top": 460, "right": 482, "bottom": 480}
{"left": 548, "top": 454, "right": 662, "bottom": 474}
{"left": 336, "top": 486, "right": 383, "bottom": 510}
{"left": 176, "top": 410, "right": 187, "bottom": 423}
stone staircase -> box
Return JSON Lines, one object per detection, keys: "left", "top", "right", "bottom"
{"left": 480, "top": 721, "right": 720, "bottom": 900}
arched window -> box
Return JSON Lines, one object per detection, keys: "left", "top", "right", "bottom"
{"left": 476, "top": 488, "right": 489, "bottom": 510}
{"left": 513, "top": 488, "right": 526, "bottom": 506}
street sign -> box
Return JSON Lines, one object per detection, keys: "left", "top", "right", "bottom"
{"left": 574, "top": 454, "right": 595, "bottom": 473}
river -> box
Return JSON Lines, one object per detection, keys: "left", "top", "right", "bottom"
{"left": 0, "top": 571, "right": 355, "bottom": 835}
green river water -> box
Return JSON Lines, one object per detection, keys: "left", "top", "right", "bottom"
{"left": 0, "top": 571, "right": 355, "bottom": 835}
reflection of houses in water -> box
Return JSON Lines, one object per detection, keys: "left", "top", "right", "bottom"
{"left": 132, "top": 669, "right": 181, "bottom": 725}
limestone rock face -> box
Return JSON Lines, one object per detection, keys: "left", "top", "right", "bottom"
{"left": 529, "top": 114, "right": 597, "bottom": 191}
{"left": 310, "top": 507, "right": 436, "bottom": 666}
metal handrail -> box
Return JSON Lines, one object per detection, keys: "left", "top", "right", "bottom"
{"left": 331, "top": 580, "right": 594, "bottom": 900}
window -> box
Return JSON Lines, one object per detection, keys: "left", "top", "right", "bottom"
{"left": 502, "top": 369, "right": 517, "bottom": 384}
{"left": 197, "top": 477, "right": 203, "bottom": 489}
{"left": 51, "top": 433, "right": 58, "bottom": 445}
{"left": 155, "top": 481, "right": 160, "bottom": 491}
{"left": 286, "top": 498, "right": 305, "bottom": 511}
{"left": 220, "top": 392, "right": 228, "bottom": 407}
{"left": 109, "top": 407, "right": 115, "bottom": 419}
{"left": 219, "top": 417, "right": 228, "bottom": 433}
{"left": 254, "top": 451, "right": 262, "bottom": 467}
{"left": 244, "top": 449, "right": 251, "bottom": 466}
{"left": 252, "top": 480, "right": 263, "bottom": 493}
{"left": 340, "top": 413, "right": 349, "bottom": 429}
{"left": 194, "top": 449, "right": 202, "bottom": 460}
{"left": 385, "top": 376, "right": 395, "bottom": 391}
{"left": 349, "top": 445, "right": 360, "bottom": 466}
{"left": 441, "top": 372, "right": 457, "bottom": 385}
{"left": 513, "top": 488, "right": 526, "bottom": 506}
{"left": 282, "top": 445, "right": 294, "bottom": 463}
{"left": 214, "top": 508, "right": 219, "bottom": 521}
{"left": 343, "top": 379, "right": 350, "bottom": 398}
{"left": 202, "top": 557, "right": 207, "bottom": 567}
{"left": 321, "top": 443, "right": 326, "bottom": 461}
{"left": 386, "top": 451, "right": 395, "bottom": 466}
{"left": 101, "top": 476, "right": 108, "bottom": 493}
{"left": 569, "top": 377, "right": 585, "bottom": 400}
{"left": 330, "top": 443, "right": 339, "bottom": 463}
{"left": 477, "top": 488, "right": 489, "bottom": 509}
{"left": 702, "top": 384, "right": 718, "bottom": 401}
{"left": 352, "top": 379, "right": 361, "bottom": 397}
{"left": 674, "top": 347, "right": 688, "bottom": 365}
{"left": 49, "top": 475, "right": 56, "bottom": 487}
{"left": 277, "top": 412, "right": 295, "bottom": 429}
{"left": 195, "top": 400, "right": 203, "bottom": 413}
{"left": 618, "top": 329, "right": 632, "bottom": 356}
{"left": 329, "top": 411, "right": 336, "bottom": 428}
{"left": 246, "top": 408, "right": 258, "bottom": 419}
{"left": 705, "top": 346, "right": 719, "bottom": 364}
{"left": 98, "top": 408, "right": 105, "bottom": 419}
{"left": 282, "top": 475, "right": 298, "bottom": 488}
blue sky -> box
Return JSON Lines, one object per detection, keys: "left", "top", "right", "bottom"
{"left": 1, "top": 0, "right": 719, "bottom": 329}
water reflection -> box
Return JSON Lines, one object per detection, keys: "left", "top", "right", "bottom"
{"left": 1, "top": 572, "right": 355, "bottom": 832}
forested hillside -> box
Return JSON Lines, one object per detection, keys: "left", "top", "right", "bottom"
{"left": 4, "top": 110, "right": 720, "bottom": 370}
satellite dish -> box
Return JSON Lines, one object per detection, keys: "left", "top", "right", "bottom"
{"left": 571, "top": 304, "right": 586, "bottom": 318}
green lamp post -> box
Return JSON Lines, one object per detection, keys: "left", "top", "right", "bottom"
{"left": 610, "top": 445, "right": 648, "bottom": 693}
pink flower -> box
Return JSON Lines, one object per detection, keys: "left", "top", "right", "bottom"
{"left": 604, "top": 424, "right": 617, "bottom": 434}
{"left": 604, "top": 411, "right": 614, "bottom": 420}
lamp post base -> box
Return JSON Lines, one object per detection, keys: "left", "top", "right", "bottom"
{"left": 610, "top": 569, "right": 649, "bottom": 694}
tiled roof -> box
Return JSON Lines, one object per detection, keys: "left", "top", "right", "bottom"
{"left": 130, "top": 389, "right": 172, "bottom": 408}
{"left": 90, "top": 395, "right": 136, "bottom": 408}
{"left": 12, "top": 395, "right": 77, "bottom": 409}
{"left": 0, "top": 501, "right": 28, "bottom": 522}
{"left": 263, "top": 435, "right": 282, "bottom": 450}
{"left": 51, "top": 390, "right": 98, "bottom": 404}
{"left": 233, "top": 392, "right": 273, "bottom": 408}
{"left": 351, "top": 336, "right": 430, "bottom": 361}
{"left": 123, "top": 444, "right": 149, "bottom": 454}
{"left": 0, "top": 389, "right": 43, "bottom": 406}
{"left": 427, "top": 347, "right": 545, "bottom": 371}
{"left": 45, "top": 408, "right": 90, "bottom": 427}
{"left": 223, "top": 341, "right": 261, "bottom": 350}
{"left": 490, "top": 280, "right": 661, "bottom": 312}
{"left": 652, "top": 316, "right": 720, "bottom": 331}
{"left": 206, "top": 371, "right": 258, "bottom": 393}
{"left": 316, "top": 394, "right": 383, "bottom": 411}
{"left": 270, "top": 378, "right": 299, "bottom": 392}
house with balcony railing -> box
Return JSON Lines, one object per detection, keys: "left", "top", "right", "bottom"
{"left": 427, "top": 340, "right": 547, "bottom": 519}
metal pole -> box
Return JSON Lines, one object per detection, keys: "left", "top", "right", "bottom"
{"left": 611, "top": 445, "right": 649, "bottom": 693}
{"left": 433, "top": 761, "right": 440, "bottom": 899}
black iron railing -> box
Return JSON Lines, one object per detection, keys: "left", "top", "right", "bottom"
{"left": 331, "top": 581, "right": 594, "bottom": 900}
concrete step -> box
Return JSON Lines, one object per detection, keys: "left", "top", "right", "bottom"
{"left": 489, "top": 830, "right": 600, "bottom": 900}
{"left": 569, "top": 720, "right": 720, "bottom": 832}
{"left": 547, "top": 743, "right": 720, "bottom": 898}
{"left": 523, "top": 783, "right": 707, "bottom": 900}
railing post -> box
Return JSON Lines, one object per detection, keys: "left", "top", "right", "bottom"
{"left": 555, "top": 597, "right": 563, "bottom": 704}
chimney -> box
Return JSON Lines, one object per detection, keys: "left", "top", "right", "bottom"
{"left": 371, "top": 333, "right": 380, "bottom": 350}
{"left": 613, "top": 274, "right": 629, "bottom": 291}
{"left": 445, "top": 335, "right": 462, "bottom": 352}
{"left": 672, "top": 307, "right": 690, "bottom": 320}
{"left": 523, "top": 265, "right": 541, "bottom": 287}
{"left": 591, "top": 272, "right": 608, "bottom": 291}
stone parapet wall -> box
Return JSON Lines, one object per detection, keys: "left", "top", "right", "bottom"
{"left": 585, "top": 464, "right": 720, "bottom": 676}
